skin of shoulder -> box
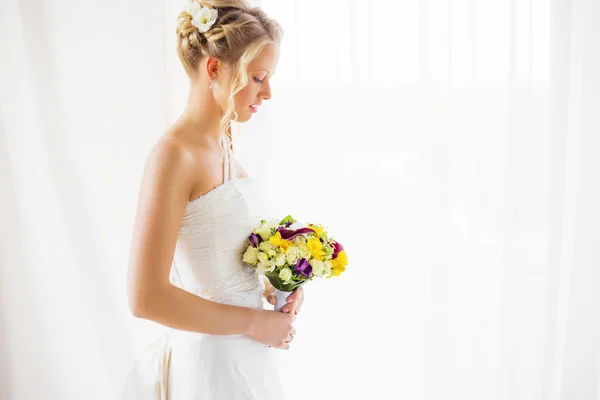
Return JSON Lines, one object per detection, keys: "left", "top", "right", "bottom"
{"left": 127, "top": 134, "right": 197, "bottom": 299}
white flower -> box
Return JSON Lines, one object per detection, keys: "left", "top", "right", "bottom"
{"left": 257, "top": 251, "right": 269, "bottom": 263}
{"left": 299, "top": 245, "right": 311, "bottom": 260}
{"left": 267, "top": 249, "right": 277, "bottom": 258}
{"left": 184, "top": 0, "right": 201, "bottom": 16}
{"left": 309, "top": 259, "right": 325, "bottom": 276}
{"left": 275, "top": 253, "right": 286, "bottom": 267}
{"left": 258, "top": 260, "right": 276, "bottom": 273}
{"left": 255, "top": 223, "right": 275, "bottom": 241}
{"left": 292, "top": 236, "right": 306, "bottom": 246}
{"left": 191, "top": 6, "right": 218, "bottom": 33}
{"left": 285, "top": 246, "right": 301, "bottom": 264}
{"left": 259, "top": 242, "right": 275, "bottom": 253}
{"left": 279, "top": 267, "right": 293, "bottom": 284}
{"left": 242, "top": 246, "right": 259, "bottom": 265}
{"left": 184, "top": 1, "right": 218, "bottom": 34}
{"left": 323, "top": 260, "right": 332, "bottom": 276}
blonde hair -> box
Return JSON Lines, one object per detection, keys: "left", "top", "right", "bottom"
{"left": 176, "top": 0, "right": 282, "bottom": 148}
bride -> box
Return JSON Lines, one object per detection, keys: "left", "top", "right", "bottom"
{"left": 122, "top": 1, "right": 304, "bottom": 398}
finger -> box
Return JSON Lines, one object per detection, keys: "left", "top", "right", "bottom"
{"left": 286, "top": 289, "right": 300, "bottom": 303}
{"left": 282, "top": 303, "right": 298, "bottom": 314}
{"left": 279, "top": 342, "right": 290, "bottom": 350}
{"left": 283, "top": 301, "right": 303, "bottom": 314}
{"left": 285, "top": 290, "right": 303, "bottom": 310}
{"left": 293, "top": 287, "right": 304, "bottom": 301}
{"left": 266, "top": 295, "right": 276, "bottom": 305}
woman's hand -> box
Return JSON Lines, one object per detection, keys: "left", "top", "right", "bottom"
{"left": 247, "top": 309, "right": 296, "bottom": 350}
{"left": 266, "top": 286, "right": 305, "bottom": 315}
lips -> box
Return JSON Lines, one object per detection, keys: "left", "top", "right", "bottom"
{"left": 249, "top": 104, "right": 259, "bottom": 113}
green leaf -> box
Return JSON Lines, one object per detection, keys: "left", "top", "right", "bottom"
{"left": 323, "top": 246, "right": 334, "bottom": 257}
{"left": 279, "top": 215, "right": 297, "bottom": 226}
{"left": 265, "top": 271, "right": 307, "bottom": 292}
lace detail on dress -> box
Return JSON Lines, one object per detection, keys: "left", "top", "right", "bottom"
{"left": 178, "top": 220, "right": 253, "bottom": 234}
{"left": 194, "top": 266, "right": 259, "bottom": 292}
{"left": 185, "top": 178, "right": 252, "bottom": 212}
{"left": 190, "top": 267, "right": 265, "bottom": 308}
{"left": 202, "top": 283, "right": 265, "bottom": 308}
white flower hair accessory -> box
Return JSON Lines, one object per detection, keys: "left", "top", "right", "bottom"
{"left": 184, "top": 0, "right": 218, "bottom": 33}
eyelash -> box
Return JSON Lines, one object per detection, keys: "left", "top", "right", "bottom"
{"left": 253, "top": 77, "right": 264, "bottom": 84}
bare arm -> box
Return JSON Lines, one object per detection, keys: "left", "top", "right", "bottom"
{"left": 127, "top": 139, "right": 259, "bottom": 336}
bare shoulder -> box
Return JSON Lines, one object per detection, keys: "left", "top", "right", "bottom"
{"left": 127, "top": 134, "right": 199, "bottom": 312}
{"left": 131, "top": 133, "right": 202, "bottom": 224}
{"left": 146, "top": 135, "right": 195, "bottom": 179}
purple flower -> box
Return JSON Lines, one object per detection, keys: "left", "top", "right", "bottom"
{"left": 332, "top": 241, "right": 344, "bottom": 258}
{"left": 295, "top": 258, "right": 312, "bottom": 277}
{"left": 249, "top": 233, "right": 262, "bottom": 248}
{"left": 284, "top": 220, "right": 293, "bottom": 228}
{"left": 277, "top": 227, "right": 315, "bottom": 241}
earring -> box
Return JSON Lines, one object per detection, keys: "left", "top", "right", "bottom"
{"left": 210, "top": 78, "right": 216, "bottom": 89}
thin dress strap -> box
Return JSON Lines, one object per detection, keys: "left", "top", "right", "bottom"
{"left": 222, "top": 135, "right": 232, "bottom": 183}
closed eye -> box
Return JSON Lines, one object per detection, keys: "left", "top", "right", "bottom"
{"left": 253, "top": 77, "right": 264, "bottom": 84}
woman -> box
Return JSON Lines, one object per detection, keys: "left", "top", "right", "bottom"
{"left": 122, "top": 1, "right": 303, "bottom": 398}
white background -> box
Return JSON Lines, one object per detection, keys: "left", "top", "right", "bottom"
{"left": 1, "top": 0, "right": 600, "bottom": 399}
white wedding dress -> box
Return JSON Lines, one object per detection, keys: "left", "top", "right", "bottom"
{"left": 122, "top": 135, "right": 286, "bottom": 399}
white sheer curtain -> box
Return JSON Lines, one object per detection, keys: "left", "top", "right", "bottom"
{"left": 1, "top": 0, "right": 599, "bottom": 399}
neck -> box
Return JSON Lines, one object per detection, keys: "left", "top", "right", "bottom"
{"left": 178, "top": 79, "right": 227, "bottom": 147}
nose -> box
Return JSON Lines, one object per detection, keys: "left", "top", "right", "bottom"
{"left": 260, "top": 80, "right": 272, "bottom": 101}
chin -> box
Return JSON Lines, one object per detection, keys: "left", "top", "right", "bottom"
{"left": 237, "top": 113, "right": 253, "bottom": 123}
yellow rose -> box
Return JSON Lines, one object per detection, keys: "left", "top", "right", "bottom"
{"left": 307, "top": 238, "right": 325, "bottom": 261}
{"left": 328, "top": 251, "right": 348, "bottom": 278}
{"left": 269, "top": 232, "right": 282, "bottom": 247}
{"left": 334, "top": 250, "right": 348, "bottom": 267}
{"left": 329, "top": 265, "right": 346, "bottom": 277}
{"left": 309, "top": 224, "right": 324, "bottom": 238}
{"left": 279, "top": 239, "right": 292, "bottom": 253}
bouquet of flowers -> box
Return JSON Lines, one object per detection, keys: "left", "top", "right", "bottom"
{"left": 242, "top": 215, "right": 348, "bottom": 311}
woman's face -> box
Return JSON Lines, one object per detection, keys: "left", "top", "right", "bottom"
{"left": 219, "top": 43, "right": 279, "bottom": 123}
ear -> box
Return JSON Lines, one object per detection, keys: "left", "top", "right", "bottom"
{"left": 204, "top": 56, "right": 220, "bottom": 83}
